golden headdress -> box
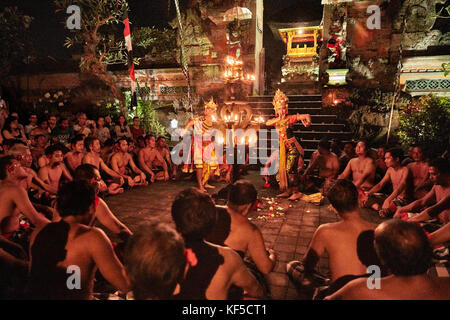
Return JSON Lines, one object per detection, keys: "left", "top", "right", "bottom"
{"left": 272, "top": 89, "right": 288, "bottom": 114}
{"left": 204, "top": 97, "right": 218, "bottom": 111}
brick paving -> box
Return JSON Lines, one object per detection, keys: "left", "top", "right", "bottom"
{"left": 103, "top": 170, "right": 383, "bottom": 300}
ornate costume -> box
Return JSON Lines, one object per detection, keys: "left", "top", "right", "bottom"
{"left": 268, "top": 90, "right": 308, "bottom": 192}
{"left": 182, "top": 98, "right": 219, "bottom": 186}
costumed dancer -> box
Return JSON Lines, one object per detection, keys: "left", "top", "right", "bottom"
{"left": 266, "top": 89, "right": 311, "bottom": 199}
{"left": 182, "top": 98, "right": 220, "bottom": 193}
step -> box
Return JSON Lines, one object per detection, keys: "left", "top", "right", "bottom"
{"left": 252, "top": 107, "right": 323, "bottom": 115}
{"left": 294, "top": 131, "right": 353, "bottom": 140}
{"left": 248, "top": 94, "right": 322, "bottom": 102}
{"left": 293, "top": 123, "right": 347, "bottom": 131}
{"left": 248, "top": 101, "right": 323, "bottom": 107}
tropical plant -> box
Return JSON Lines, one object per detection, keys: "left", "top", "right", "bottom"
{"left": 0, "top": 7, "right": 34, "bottom": 79}
{"left": 54, "top": 0, "right": 131, "bottom": 115}
{"left": 125, "top": 88, "right": 167, "bottom": 136}
{"left": 397, "top": 95, "right": 450, "bottom": 158}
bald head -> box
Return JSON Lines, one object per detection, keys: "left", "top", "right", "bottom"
{"left": 374, "top": 220, "right": 432, "bottom": 276}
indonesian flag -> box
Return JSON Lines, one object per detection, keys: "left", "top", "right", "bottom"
{"left": 122, "top": 11, "right": 137, "bottom": 107}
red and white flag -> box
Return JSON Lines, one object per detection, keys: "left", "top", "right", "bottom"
{"left": 122, "top": 8, "right": 137, "bottom": 107}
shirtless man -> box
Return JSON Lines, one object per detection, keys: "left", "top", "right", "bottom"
{"left": 365, "top": 148, "right": 414, "bottom": 217}
{"left": 28, "top": 181, "right": 129, "bottom": 299}
{"left": 407, "top": 145, "right": 431, "bottom": 199}
{"left": 50, "top": 164, "right": 132, "bottom": 238}
{"left": 301, "top": 139, "right": 339, "bottom": 192}
{"left": 0, "top": 156, "right": 49, "bottom": 254}
{"left": 171, "top": 188, "right": 264, "bottom": 300}
{"left": 156, "top": 135, "right": 177, "bottom": 179}
{"left": 30, "top": 134, "right": 48, "bottom": 168}
{"left": 65, "top": 135, "right": 85, "bottom": 173}
{"left": 83, "top": 137, "right": 124, "bottom": 195}
{"left": 111, "top": 137, "right": 147, "bottom": 187}
{"left": 138, "top": 135, "right": 169, "bottom": 183}
{"left": 326, "top": 219, "right": 450, "bottom": 300}
{"left": 38, "top": 145, "right": 73, "bottom": 192}
{"left": 8, "top": 144, "right": 57, "bottom": 195}
{"left": 394, "top": 158, "right": 450, "bottom": 225}
{"left": 287, "top": 180, "right": 377, "bottom": 298}
{"left": 207, "top": 180, "right": 276, "bottom": 276}
{"left": 338, "top": 140, "right": 376, "bottom": 191}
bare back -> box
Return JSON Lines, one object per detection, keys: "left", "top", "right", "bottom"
{"left": 315, "top": 218, "right": 376, "bottom": 282}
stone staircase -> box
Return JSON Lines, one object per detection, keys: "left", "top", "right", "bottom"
{"left": 248, "top": 94, "right": 353, "bottom": 165}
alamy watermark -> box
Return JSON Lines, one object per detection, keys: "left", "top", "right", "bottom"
{"left": 366, "top": 5, "right": 381, "bottom": 30}
{"left": 66, "top": 5, "right": 81, "bottom": 30}
{"left": 366, "top": 265, "right": 381, "bottom": 290}
{"left": 66, "top": 265, "right": 81, "bottom": 290}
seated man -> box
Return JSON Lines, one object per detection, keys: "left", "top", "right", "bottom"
{"left": 111, "top": 137, "right": 147, "bottom": 187}
{"left": 171, "top": 187, "right": 264, "bottom": 300}
{"left": 30, "top": 134, "right": 48, "bottom": 169}
{"left": 83, "top": 137, "right": 124, "bottom": 195}
{"left": 63, "top": 164, "right": 132, "bottom": 238}
{"left": 338, "top": 140, "right": 376, "bottom": 196}
{"left": 407, "top": 145, "right": 432, "bottom": 199}
{"left": 206, "top": 180, "right": 276, "bottom": 295}
{"left": 301, "top": 138, "right": 339, "bottom": 193}
{"left": 287, "top": 179, "right": 377, "bottom": 298}
{"left": 339, "top": 141, "right": 356, "bottom": 174}
{"left": 156, "top": 135, "right": 177, "bottom": 179}
{"left": 0, "top": 156, "right": 50, "bottom": 298}
{"left": 38, "top": 145, "right": 73, "bottom": 192}
{"left": 51, "top": 117, "right": 74, "bottom": 148}
{"left": 65, "top": 135, "right": 85, "bottom": 173}
{"left": 28, "top": 181, "right": 129, "bottom": 299}
{"left": 8, "top": 144, "right": 57, "bottom": 209}
{"left": 394, "top": 158, "right": 450, "bottom": 226}
{"left": 138, "top": 135, "right": 168, "bottom": 183}
{"left": 124, "top": 222, "right": 187, "bottom": 300}
{"left": 326, "top": 220, "right": 450, "bottom": 300}
{"left": 364, "top": 148, "right": 414, "bottom": 217}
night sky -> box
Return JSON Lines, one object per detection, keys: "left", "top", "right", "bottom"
{"left": 0, "top": 0, "right": 314, "bottom": 60}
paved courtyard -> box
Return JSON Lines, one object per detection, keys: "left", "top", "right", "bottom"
{"left": 103, "top": 170, "right": 383, "bottom": 300}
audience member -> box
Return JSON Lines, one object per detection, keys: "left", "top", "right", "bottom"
{"left": 24, "top": 114, "right": 38, "bottom": 138}
{"left": 364, "top": 148, "right": 414, "bottom": 217}
{"left": 207, "top": 180, "right": 276, "bottom": 297}
{"left": 73, "top": 113, "right": 93, "bottom": 137}
{"left": 30, "top": 118, "right": 50, "bottom": 142}
{"left": 339, "top": 141, "right": 356, "bottom": 173}
{"left": 28, "top": 181, "right": 129, "bottom": 299}
{"left": 407, "top": 145, "right": 431, "bottom": 199}
{"left": 38, "top": 145, "right": 73, "bottom": 191}
{"left": 48, "top": 115, "right": 57, "bottom": 133}
{"left": 301, "top": 138, "right": 339, "bottom": 193}
{"left": 51, "top": 164, "right": 132, "bottom": 238}
{"left": 130, "top": 117, "right": 145, "bottom": 142}
{"left": 115, "top": 115, "right": 132, "bottom": 139}
{"left": 394, "top": 158, "right": 449, "bottom": 225}
{"left": 171, "top": 187, "right": 264, "bottom": 300}
{"left": 65, "top": 135, "right": 85, "bottom": 173}
{"left": 338, "top": 140, "right": 376, "bottom": 191}
{"left": 111, "top": 137, "right": 147, "bottom": 187}
{"left": 83, "top": 137, "right": 124, "bottom": 195}
{"left": 326, "top": 220, "right": 450, "bottom": 300}
{"left": 124, "top": 222, "right": 187, "bottom": 300}
{"left": 2, "top": 117, "right": 27, "bottom": 143}
{"left": 138, "top": 135, "right": 168, "bottom": 182}
{"left": 287, "top": 180, "right": 377, "bottom": 298}
{"left": 51, "top": 117, "right": 74, "bottom": 147}
{"left": 95, "top": 116, "right": 111, "bottom": 144}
